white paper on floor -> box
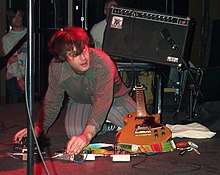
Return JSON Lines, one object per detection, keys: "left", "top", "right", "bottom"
{"left": 166, "top": 122, "right": 216, "bottom": 139}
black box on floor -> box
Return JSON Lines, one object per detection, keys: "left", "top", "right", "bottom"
{"left": 198, "top": 67, "right": 220, "bottom": 103}
{"left": 162, "top": 88, "right": 178, "bottom": 112}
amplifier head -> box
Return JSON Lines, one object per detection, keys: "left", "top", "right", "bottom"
{"left": 103, "top": 7, "right": 195, "bottom": 67}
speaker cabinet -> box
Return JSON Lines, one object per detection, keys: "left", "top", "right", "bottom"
{"left": 103, "top": 7, "right": 195, "bottom": 67}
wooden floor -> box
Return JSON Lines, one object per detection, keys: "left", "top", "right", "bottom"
{"left": 0, "top": 102, "right": 220, "bottom": 175}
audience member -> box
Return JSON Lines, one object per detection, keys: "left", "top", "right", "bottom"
{"left": 90, "top": 0, "right": 118, "bottom": 50}
{"left": 2, "top": 8, "right": 27, "bottom": 103}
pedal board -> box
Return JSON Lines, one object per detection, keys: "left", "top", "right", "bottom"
{"left": 53, "top": 149, "right": 131, "bottom": 162}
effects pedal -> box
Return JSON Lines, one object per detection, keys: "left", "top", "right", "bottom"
{"left": 53, "top": 149, "right": 100, "bottom": 162}
{"left": 53, "top": 151, "right": 83, "bottom": 162}
{"left": 111, "top": 145, "right": 131, "bottom": 162}
{"left": 13, "top": 137, "right": 28, "bottom": 160}
{"left": 12, "top": 137, "right": 43, "bottom": 161}
{"left": 13, "top": 137, "right": 28, "bottom": 153}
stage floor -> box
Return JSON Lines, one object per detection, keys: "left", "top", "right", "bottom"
{"left": 0, "top": 102, "right": 220, "bottom": 175}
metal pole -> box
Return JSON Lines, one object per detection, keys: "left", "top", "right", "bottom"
{"left": 27, "top": 0, "right": 34, "bottom": 174}
{"left": 84, "top": 0, "right": 88, "bottom": 30}
{"left": 81, "top": 0, "right": 88, "bottom": 30}
{"left": 165, "top": 0, "right": 169, "bottom": 13}
{"left": 171, "top": 0, "right": 175, "bottom": 14}
{"left": 81, "top": 0, "right": 85, "bottom": 29}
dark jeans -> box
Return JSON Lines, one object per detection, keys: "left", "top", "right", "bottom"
{"left": 6, "top": 77, "right": 24, "bottom": 104}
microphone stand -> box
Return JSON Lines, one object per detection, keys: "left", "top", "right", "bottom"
{"left": 162, "top": 29, "right": 203, "bottom": 121}
{"left": 27, "top": 0, "right": 34, "bottom": 174}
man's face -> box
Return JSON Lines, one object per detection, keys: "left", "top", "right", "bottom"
{"left": 66, "top": 45, "right": 90, "bottom": 74}
{"left": 11, "top": 11, "right": 23, "bottom": 28}
{"left": 104, "top": 1, "right": 118, "bottom": 18}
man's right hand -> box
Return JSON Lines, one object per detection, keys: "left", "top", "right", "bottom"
{"left": 17, "top": 76, "right": 25, "bottom": 91}
{"left": 13, "top": 126, "right": 43, "bottom": 143}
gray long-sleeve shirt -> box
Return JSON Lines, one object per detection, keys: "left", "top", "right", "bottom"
{"left": 37, "top": 48, "right": 130, "bottom": 133}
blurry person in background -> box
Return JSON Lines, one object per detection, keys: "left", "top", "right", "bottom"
{"left": 90, "top": 0, "right": 118, "bottom": 50}
{"left": 2, "top": 8, "right": 27, "bottom": 103}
